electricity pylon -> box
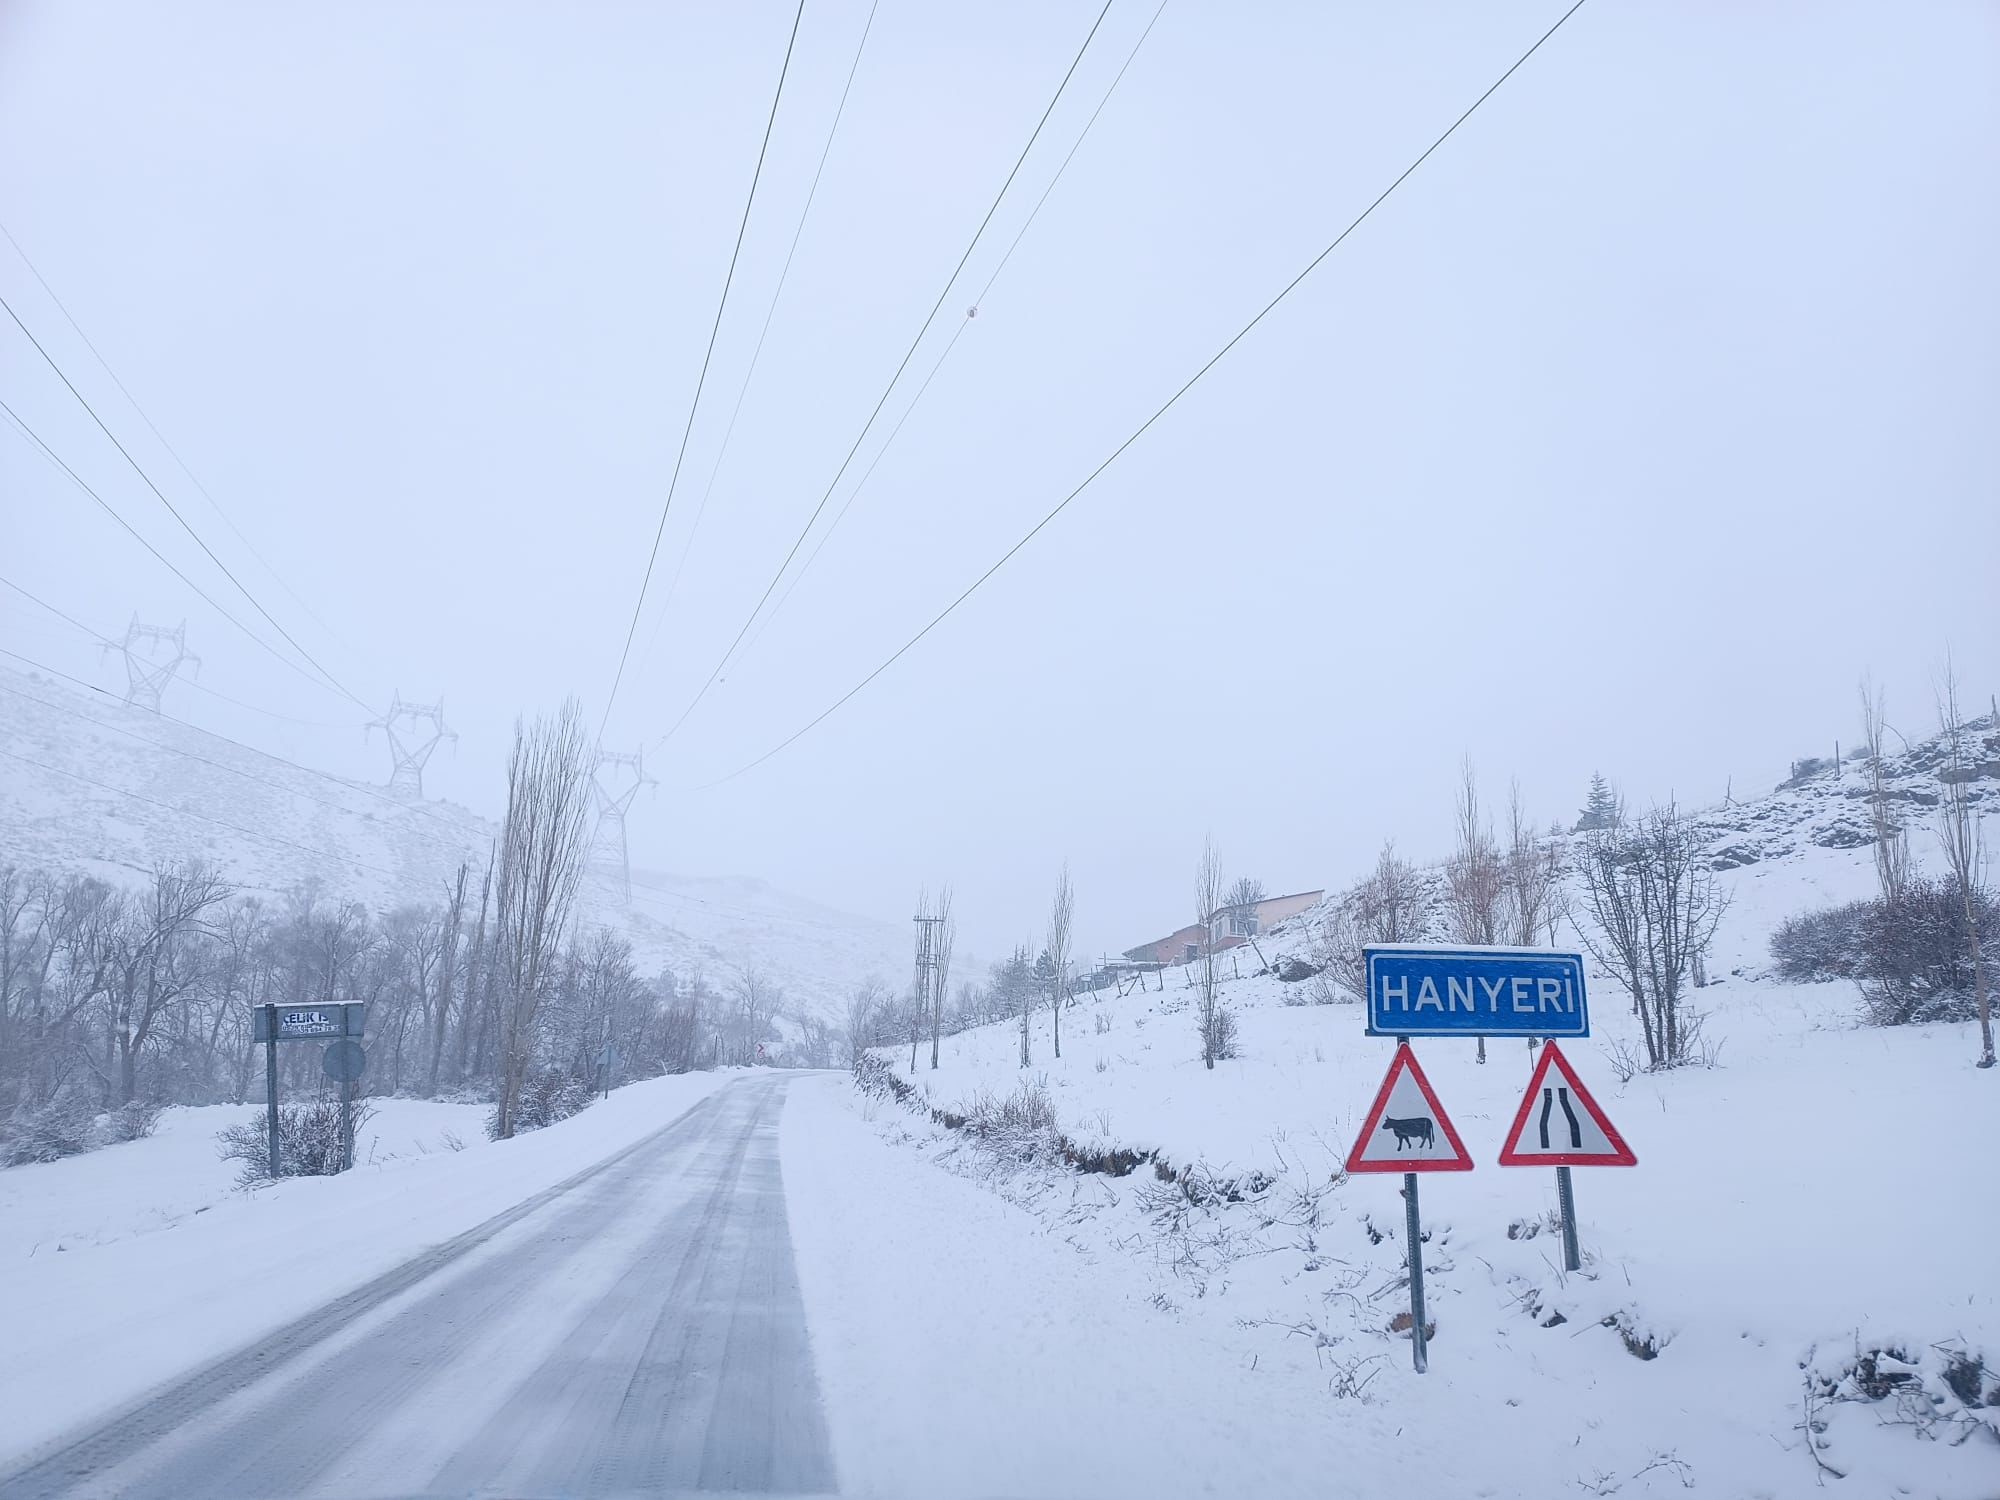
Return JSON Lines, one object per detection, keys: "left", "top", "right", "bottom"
{"left": 102, "top": 617, "right": 200, "bottom": 712}
{"left": 366, "top": 692, "right": 456, "bottom": 798}
{"left": 589, "top": 746, "right": 655, "bottom": 902}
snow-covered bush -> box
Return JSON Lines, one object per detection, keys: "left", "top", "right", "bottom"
{"left": 853, "top": 1053, "right": 912, "bottom": 1103}
{"left": 963, "top": 1076, "right": 1064, "bottom": 1162}
{"left": 1855, "top": 877, "right": 1996, "bottom": 1026}
{"left": 0, "top": 1093, "right": 164, "bottom": 1168}
{"left": 99, "top": 1098, "right": 164, "bottom": 1145}
{"left": 1772, "top": 879, "right": 1993, "bottom": 1024}
{"left": 217, "top": 1098, "right": 376, "bottom": 1183}
{"left": 488, "top": 1069, "right": 593, "bottom": 1138}
{"left": 1770, "top": 901, "right": 1869, "bottom": 982}
{"left": 0, "top": 1089, "right": 98, "bottom": 1167}
{"left": 1201, "top": 1004, "right": 1240, "bottom": 1061}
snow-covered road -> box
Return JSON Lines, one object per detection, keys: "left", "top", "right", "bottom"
{"left": 0, "top": 1077, "right": 835, "bottom": 1500}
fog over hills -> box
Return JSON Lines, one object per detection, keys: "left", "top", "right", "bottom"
{"left": 0, "top": 659, "right": 909, "bottom": 1022}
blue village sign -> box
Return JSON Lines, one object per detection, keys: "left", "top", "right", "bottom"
{"left": 1364, "top": 945, "right": 1590, "bottom": 1039}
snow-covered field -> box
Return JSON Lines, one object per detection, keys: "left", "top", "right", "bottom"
{"left": 0, "top": 1073, "right": 729, "bottom": 1464}
{"left": 839, "top": 821, "right": 1998, "bottom": 1497}
{"left": 0, "top": 1097, "right": 487, "bottom": 1262}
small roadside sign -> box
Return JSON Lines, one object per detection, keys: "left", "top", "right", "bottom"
{"left": 254, "top": 1003, "right": 366, "bottom": 1043}
{"left": 1345, "top": 1043, "right": 1473, "bottom": 1174}
{"left": 1364, "top": 945, "right": 1588, "bottom": 1039}
{"left": 322, "top": 1039, "right": 367, "bottom": 1083}
{"left": 1346, "top": 1041, "right": 1469, "bottom": 1376}
{"left": 1497, "top": 1041, "right": 1635, "bottom": 1167}
{"left": 1497, "top": 1040, "right": 1632, "bottom": 1276}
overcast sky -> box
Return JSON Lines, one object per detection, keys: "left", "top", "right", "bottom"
{"left": 3, "top": 0, "right": 1995, "bottom": 962}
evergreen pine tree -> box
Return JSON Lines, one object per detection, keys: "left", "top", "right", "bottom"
{"left": 1574, "top": 772, "right": 1620, "bottom": 832}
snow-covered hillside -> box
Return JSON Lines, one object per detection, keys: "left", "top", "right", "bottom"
{"left": 850, "top": 729, "right": 1999, "bottom": 1498}
{"left": 0, "top": 661, "right": 906, "bottom": 1021}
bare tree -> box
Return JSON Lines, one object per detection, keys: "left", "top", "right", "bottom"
{"left": 426, "top": 861, "right": 468, "bottom": 1095}
{"left": 1046, "top": 865, "right": 1073, "bottom": 1060}
{"left": 1018, "top": 934, "right": 1034, "bottom": 1069}
{"left": 1315, "top": 841, "right": 1434, "bottom": 1003}
{"left": 1500, "top": 781, "right": 1563, "bottom": 948}
{"left": 1196, "top": 836, "right": 1231, "bottom": 1069}
{"left": 929, "top": 887, "right": 954, "bottom": 1070}
{"left": 733, "top": 965, "right": 777, "bottom": 1067}
{"left": 1932, "top": 662, "right": 1993, "bottom": 1069}
{"left": 907, "top": 886, "right": 926, "bottom": 1075}
{"left": 1224, "top": 875, "right": 1264, "bottom": 914}
{"left": 845, "top": 979, "right": 885, "bottom": 1068}
{"left": 1446, "top": 761, "right": 1505, "bottom": 1061}
{"left": 456, "top": 848, "right": 493, "bottom": 1082}
{"left": 1860, "top": 676, "right": 1910, "bottom": 909}
{"left": 1574, "top": 801, "right": 1729, "bottom": 1070}
{"left": 102, "top": 862, "right": 232, "bottom": 1104}
{"left": 491, "top": 700, "right": 594, "bottom": 1139}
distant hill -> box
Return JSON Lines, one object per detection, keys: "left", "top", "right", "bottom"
{"left": 0, "top": 661, "right": 907, "bottom": 1022}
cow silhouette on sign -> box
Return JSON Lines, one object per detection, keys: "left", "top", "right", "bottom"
{"left": 1381, "top": 1115, "right": 1435, "bottom": 1151}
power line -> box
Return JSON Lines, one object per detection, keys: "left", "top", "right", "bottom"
{"left": 0, "top": 573, "right": 351, "bottom": 728}
{"left": 651, "top": 0, "right": 1118, "bottom": 751}
{"left": 598, "top": 0, "right": 809, "bottom": 740}
{"left": 0, "top": 220, "right": 351, "bottom": 651}
{"left": 0, "top": 291, "right": 368, "bottom": 710}
{"left": 0, "top": 746, "right": 410, "bottom": 882}
{"left": 646, "top": 0, "right": 882, "bottom": 657}
{"left": 743, "top": 0, "right": 1171, "bottom": 663}
{"left": 689, "top": 0, "right": 1593, "bottom": 791}
{"left": 0, "top": 397, "right": 365, "bottom": 706}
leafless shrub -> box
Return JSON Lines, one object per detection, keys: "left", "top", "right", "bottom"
{"left": 100, "top": 1098, "right": 164, "bottom": 1144}
{"left": 218, "top": 1098, "right": 376, "bottom": 1184}
{"left": 1603, "top": 1036, "right": 1647, "bottom": 1084}
{"left": 1771, "top": 902, "right": 1870, "bottom": 982}
{"left": 1201, "top": 1003, "right": 1239, "bottom": 1062}
{"left": 1857, "top": 878, "right": 1996, "bottom": 1026}
{"left": 0, "top": 1089, "right": 97, "bottom": 1167}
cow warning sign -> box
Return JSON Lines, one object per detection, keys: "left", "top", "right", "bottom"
{"left": 1497, "top": 1041, "right": 1635, "bottom": 1167}
{"left": 1346, "top": 1043, "right": 1473, "bottom": 1174}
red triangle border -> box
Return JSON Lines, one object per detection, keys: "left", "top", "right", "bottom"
{"left": 1345, "top": 1042, "right": 1475, "bottom": 1174}
{"left": 1496, "top": 1041, "right": 1637, "bottom": 1167}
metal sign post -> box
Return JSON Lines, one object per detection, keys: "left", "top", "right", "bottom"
{"left": 1496, "top": 1040, "right": 1636, "bottom": 1275}
{"left": 1403, "top": 1171, "right": 1429, "bottom": 1373}
{"left": 1345, "top": 1041, "right": 1471, "bottom": 1372}
{"left": 1555, "top": 1165, "right": 1580, "bottom": 1273}
{"left": 264, "top": 1006, "right": 280, "bottom": 1180}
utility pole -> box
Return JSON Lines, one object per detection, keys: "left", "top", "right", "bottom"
{"left": 911, "top": 903, "right": 943, "bottom": 1074}
{"left": 366, "top": 692, "right": 456, "bottom": 798}
{"left": 103, "top": 617, "right": 199, "bottom": 712}
{"left": 588, "top": 747, "right": 655, "bottom": 903}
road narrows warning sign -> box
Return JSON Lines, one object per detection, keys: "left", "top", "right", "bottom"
{"left": 1496, "top": 1041, "right": 1635, "bottom": 1167}
{"left": 1345, "top": 1043, "right": 1474, "bottom": 1174}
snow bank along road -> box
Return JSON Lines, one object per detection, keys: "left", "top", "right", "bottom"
{"left": 0, "top": 1076, "right": 835, "bottom": 1500}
